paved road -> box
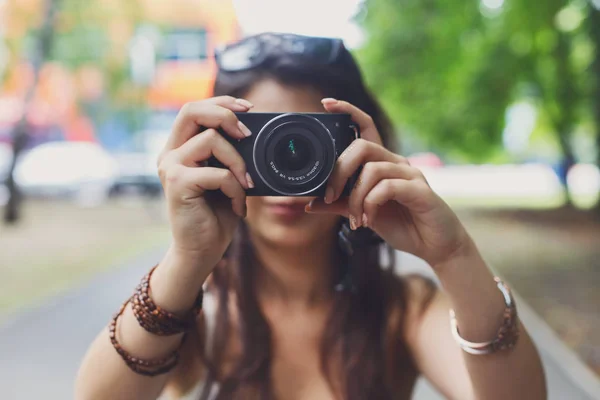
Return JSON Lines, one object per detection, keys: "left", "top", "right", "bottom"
{"left": 0, "top": 249, "right": 598, "bottom": 400}
{"left": 0, "top": 247, "right": 168, "bottom": 400}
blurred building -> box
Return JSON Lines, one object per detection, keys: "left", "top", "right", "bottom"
{"left": 0, "top": 0, "right": 240, "bottom": 147}
{"left": 140, "top": 0, "right": 239, "bottom": 109}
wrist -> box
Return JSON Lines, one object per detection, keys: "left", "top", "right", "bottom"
{"left": 431, "top": 233, "right": 478, "bottom": 274}
{"left": 167, "top": 244, "right": 220, "bottom": 274}
{"left": 149, "top": 246, "right": 217, "bottom": 314}
{"left": 169, "top": 242, "right": 222, "bottom": 267}
{"left": 432, "top": 240, "right": 506, "bottom": 342}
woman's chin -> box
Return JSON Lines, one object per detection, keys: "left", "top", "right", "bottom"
{"left": 261, "top": 225, "right": 317, "bottom": 248}
{"left": 251, "top": 222, "right": 331, "bottom": 249}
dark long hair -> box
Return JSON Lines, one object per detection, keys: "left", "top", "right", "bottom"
{"left": 195, "top": 37, "right": 422, "bottom": 400}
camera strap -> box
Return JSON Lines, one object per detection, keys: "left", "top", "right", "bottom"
{"left": 335, "top": 221, "right": 384, "bottom": 292}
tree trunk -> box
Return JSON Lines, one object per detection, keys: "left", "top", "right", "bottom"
{"left": 556, "top": 132, "right": 576, "bottom": 207}
{"left": 553, "top": 31, "right": 577, "bottom": 207}
{"left": 4, "top": 0, "right": 60, "bottom": 224}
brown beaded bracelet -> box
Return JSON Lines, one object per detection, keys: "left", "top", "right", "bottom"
{"left": 131, "top": 265, "right": 204, "bottom": 336}
{"left": 108, "top": 265, "right": 204, "bottom": 376}
{"left": 109, "top": 300, "right": 182, "bottom": 376}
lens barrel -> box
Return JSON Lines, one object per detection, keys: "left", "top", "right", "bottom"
{"left": 253, "top": 113, "right": 336, "bottom": 196}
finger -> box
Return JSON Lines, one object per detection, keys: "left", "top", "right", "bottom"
{"left": 165, "top": 97, "right": 254, "bottom": 151}
{"left": 321, "top": 98, "right": 382, "bottom": 145}
{"left": 173, "top": 128, "right": 251, "bottom": 189}
{"left": 304, "top": 197, "right": 349, "bottom": 217}
{"left": 324, "top": 139, "right": 407, "bottom": 204}
{"left": 348, "top": 162, "right": 420, "bottom": 229}
{"left": 165, "top": 165, "right": 247, "bottom": 217}
{"left": 363, "top": 178, "right": 431, "bottom": 224}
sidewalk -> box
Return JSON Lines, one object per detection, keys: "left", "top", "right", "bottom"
{"left": 0, "top": 249, "right": 598, "bottom": 399}
{"left": 0, "top": 247, "right": 169, "bottom": 400}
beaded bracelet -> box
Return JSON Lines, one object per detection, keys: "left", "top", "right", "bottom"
{"left": 131, "top": 265, "right": 204, "bottom": 336}
{"left": 449, "top": 277, "right": 519, "bottom": 355}
{"left": 109, "top": 300, "right": 182, "bottom": 376}
{"left": 109, "top": 265, "right": 204, "bottom": 376}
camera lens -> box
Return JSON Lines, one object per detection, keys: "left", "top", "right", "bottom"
{"left": 253, "top": 113, "right": 337, "bottom": 196}
{"left": 264, "top": 125, "right": 323, "bottom": 187}
{"left": 274, "top": 135, "right": 313, "bottom": 173}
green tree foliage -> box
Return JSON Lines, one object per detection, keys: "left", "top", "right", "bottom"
{"left": 357, "top": 0, "right": 599, "bottom": 166}
{"left": 4, "top": 0, "right": 145, "bottom": 106}
{"left": 2, "top": 0, "right": 145, "bottom": 224}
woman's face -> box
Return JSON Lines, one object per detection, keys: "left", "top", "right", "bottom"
{"left": 242, "top": 79, "right": 340, "bottom": 248}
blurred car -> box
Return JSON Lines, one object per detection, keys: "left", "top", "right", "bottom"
{"left": 109, "top": 152, "right": 163, "bottom": 197}
{"left": 14, "top": 141, "right": 118, "bottom": 203}
{"left": 109, "top": 128, "right": 169, "bottom": 197}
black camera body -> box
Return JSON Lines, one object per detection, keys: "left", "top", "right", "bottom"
{"left": 209, "top": 112, "right": 359, "bottom": 196}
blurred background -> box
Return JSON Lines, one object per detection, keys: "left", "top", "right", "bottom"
{"left": 0, "top": 0, "right": 599, "bottom": 398}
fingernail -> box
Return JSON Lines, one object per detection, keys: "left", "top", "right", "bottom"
{"left": 349, "top": 215, "right": 357, "bottom": 230}
{"left": 246, "top": 172, "right": 255, "bottom": 189}
{"left": 304, "top": 204, "right": 313, "bottom": 213}
{"left": 325, "top": 186, "right": 334, "bottom": 204}
{"left": 362, "top": 213, "right": 368, "bottom": 228}
{"left": 238, "top": 121, "right": 252, "bottom": 137}
{"left": 354, "top": 214, "right": 362, "bottom": 228}
{"left": 235, "top": 98, "right": 254, "bottom": 109}
{"left": 321, "top": 98, "right": 338, "bottom": 104}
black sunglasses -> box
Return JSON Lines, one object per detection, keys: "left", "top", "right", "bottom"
{"left": 215, "top": 33, "right": 345, "bottom": 72}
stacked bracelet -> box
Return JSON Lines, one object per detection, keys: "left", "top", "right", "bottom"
{"left": 449, "top": 277, "right": 519, "bottom": 355}
{"left": 131, "top": 265, "right": 203, "bottom": 336}
{"left": 109, "top": 265, "right": 204, "bottom": 376}
{"left": 109, "top": 300, "right": 182, "bottom": 376}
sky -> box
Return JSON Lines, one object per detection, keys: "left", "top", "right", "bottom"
{"left": 232, "top": 0, "right": 365, "bottom": 48}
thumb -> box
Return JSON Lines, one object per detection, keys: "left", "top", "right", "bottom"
{"left": 305, "top": 198, "right": 349, "bottom": 216}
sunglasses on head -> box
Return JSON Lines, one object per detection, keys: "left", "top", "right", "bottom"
{"left": 215, "top": 32, "right": 345, "bottom": 72}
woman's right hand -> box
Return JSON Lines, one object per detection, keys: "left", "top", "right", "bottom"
{"left": 157, "top": 96, "right": 255, "bottom": 268}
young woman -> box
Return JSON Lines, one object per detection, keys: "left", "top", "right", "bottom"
{"left": 76, "top": 33, "right": 546, "bottom": 400}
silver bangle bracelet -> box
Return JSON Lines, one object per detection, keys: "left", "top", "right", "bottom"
{"left": 449, "top": 277, "right": 519, "bottom": 355}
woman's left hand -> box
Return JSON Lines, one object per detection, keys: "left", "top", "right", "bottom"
{"left": 306, "top": 98, "right": 472, "bottom": 269}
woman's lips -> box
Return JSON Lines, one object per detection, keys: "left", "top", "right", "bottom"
{"left": 266, "top": 202, "right": 309, "bottom": 218}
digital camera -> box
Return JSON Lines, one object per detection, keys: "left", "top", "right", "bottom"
{"left": 209, "top": 112, "right": 359, "bottom": 196}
